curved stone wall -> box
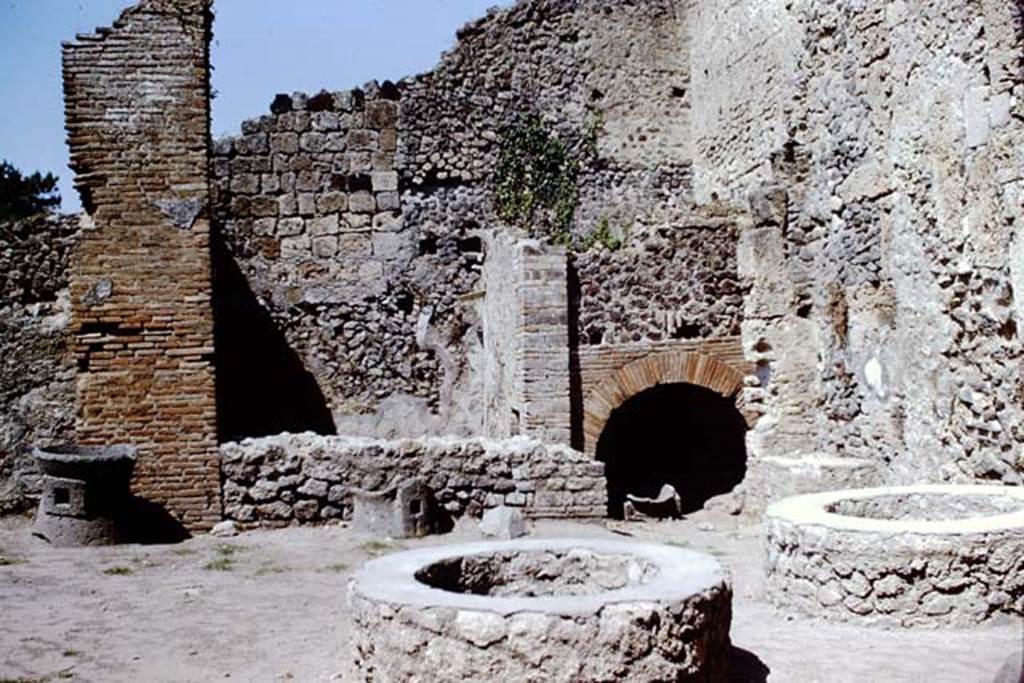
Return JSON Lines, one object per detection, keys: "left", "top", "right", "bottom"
{"left": 765, "top": 485, "right": 1024, "bottom": 627}
{"left": 349, "top": 539, "right": 732, "bottom": 681}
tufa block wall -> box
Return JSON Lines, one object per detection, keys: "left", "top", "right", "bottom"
{"left": 62, "top": 0, "right": 220, "bottom": 529}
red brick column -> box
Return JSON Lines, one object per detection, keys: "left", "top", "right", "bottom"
{"left": 63, "top": 0, "right": 220, "bottom": 530}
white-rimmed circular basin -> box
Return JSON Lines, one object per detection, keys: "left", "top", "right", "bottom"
{"left": 765, "top": 485, "right": 1024, "bottom": 627}
{"left": 349, "top": 538, "right": 733, "bottom": 681}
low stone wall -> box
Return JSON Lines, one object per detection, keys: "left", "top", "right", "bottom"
{"left": 220, "top": 434, "right": 606, "bottom": 527}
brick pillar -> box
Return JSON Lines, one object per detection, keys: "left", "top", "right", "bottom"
{"left": 62, "top": 0, "right": 220, "bottom": 530}
{"left": 515, "top": 244, "right": 572, "bottom": 445}
{"left": 482, "top": 234, "right": 572, "bottom": 445}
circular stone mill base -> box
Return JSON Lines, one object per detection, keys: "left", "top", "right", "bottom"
{"left": 349, "top": 538, "right": 732, "bottom": 682}
{"left": 32, "top": 445, "right": 136, "bottom": 547}
{"left": 765, "top": 485, "right": 1024, "bottom": 627}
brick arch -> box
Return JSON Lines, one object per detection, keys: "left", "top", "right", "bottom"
{"left": 582, "top": 350, "right": 748, "bottom": 454}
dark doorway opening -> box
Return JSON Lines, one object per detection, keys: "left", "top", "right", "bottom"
{"left": 212, "top": 237, "right": 336, "bottom": 442}
{"left": 596, "top": 383, "right": 747, "bottom": 518}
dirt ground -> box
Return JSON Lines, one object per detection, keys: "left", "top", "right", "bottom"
{"left": 1, "top": 509, "right": 1021, "bottom": 683}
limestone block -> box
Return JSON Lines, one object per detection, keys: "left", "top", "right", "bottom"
{"left": 480, "top": 506, "right": 527, "bottom": 539}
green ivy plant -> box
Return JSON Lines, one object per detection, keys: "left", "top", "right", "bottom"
{"left": 492, "top": 112, "right": 602, "bottom": 246}
{"left": 579, "top": 215, "right": 625, "bottom": 252}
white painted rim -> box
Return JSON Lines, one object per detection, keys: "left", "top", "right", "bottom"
{"left": 766, "top": 484, "right": 1024, "bottom": 535}
{"left": 351, "top": 538, "right": 728, "bottom": 616}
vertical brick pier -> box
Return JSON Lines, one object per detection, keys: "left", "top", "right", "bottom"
{"left": 62, "top": 0, "right": 220, "bottom": 530}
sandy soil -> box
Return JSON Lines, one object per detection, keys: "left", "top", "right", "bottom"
{"left": 1, "top": 509, "right": 1021, "bottom": 682}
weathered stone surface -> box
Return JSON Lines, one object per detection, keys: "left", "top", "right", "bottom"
{"left": 724, "top": 0, "right": 1024, "bottom": 490}
{"left": 765, "top": 486, "right": 1024, "bottom": 627}
{"left": 220, "top": 434, "right": 605, "bottom": 527}
{"left": 350, "top": 539, "right": 732, "bottom": 682}
{"left": 479, "top": 506, "right": 527, "bottom": 539}
{"left": 0, "top": 214, "right": 78, "bottom": 513}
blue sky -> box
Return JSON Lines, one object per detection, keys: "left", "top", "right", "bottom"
{"left": 0, "top": 0, "right": 511, "bottom": 212}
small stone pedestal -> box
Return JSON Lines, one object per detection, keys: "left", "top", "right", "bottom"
{"left": 351, "top": 477, "right": 435, "bottom": 538}
{"left": 32, "top": 445, "right": 136, "bottom": 546}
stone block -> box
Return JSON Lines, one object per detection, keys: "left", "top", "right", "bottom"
{"left": 281, "top": 235, "right": 311, "bottom": 259}
{"left": 299, "top": 132, "right": 327, "bottom": 152}
{"left": 230, "top": 174, "right": 259, "bottom": 194}
{"left": 376, "top": 191, "right": 400, "bottom": 211}
{"left": 312, "top": 112, "right": 340, "bottom": 131}
{"left": 480, "top": 506, "right": 527, "bottom": 538}
{"left": 309, "top": 215, "right": 339, "bottom": 236}
{"left": 366, "top": 100, "right": 398, "bottom": 129}
{"left": 349, "top": 191, "right": 376, "bottom": 213}
{"left": 372, "top": 171, "right": 399, "bottom": 192}
{"left": 312, "top": 236, "right": 339, "bottom": 259}
{"left": 317, "top": 192, "right": 348, "bottom": 214}
{"left": 277, "top": 217, "right": 304, "bottom": 237}
{"left": 348, "top": 129, "right": 379, "bottom": 150}
{"left": 371, "top": 232, "right": 404, "bottom": 260}
{"left": 333, "top": 233, "right": 371, "bottom": 258}
{"left": 298, "top": 193, "right": 317, "bottom": 216}
{"left": 270, "top": 132, "right": 299, "bottom": 154}
{"left": 379, "top": 129, "right": 398, "bottom": 152}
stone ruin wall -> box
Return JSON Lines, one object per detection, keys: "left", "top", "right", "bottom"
{"left": 7, "top": 0, "right": 1021, "bottom": 518}
{"left": 571, "top": 215, "right": 743, "bottom": 347}
{"left": 62, "top": 0, "right": 221, "bottom": 529}
{"left": 0, "top": 215, "right": 79, "bottom": 512}
{"left": 209, "top": 83, "right": 480, "bottom": 441}
{"left": 693, "top": 0, "right": 1024, "bottom": 487}
{"left": 220, "top": 434, "right": 606, "bottom": 528}
{"left": 211, "top": 0, "right": 746, "bottom": 447}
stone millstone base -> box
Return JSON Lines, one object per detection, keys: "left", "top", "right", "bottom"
{"left": 349, "top": 538, "right": 732, "bottom": 682}
{"left": 33, "top": 511, "right": 123, "bottom": 547}
{"left": 765, "top": 485, "right": 1024, "bottom": 628}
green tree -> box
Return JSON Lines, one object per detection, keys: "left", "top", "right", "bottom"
{"left": 0, "top": 160, "right": 60, "bottom": 221}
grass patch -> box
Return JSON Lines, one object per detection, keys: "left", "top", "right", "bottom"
{"left": 360, "top": 540, "right": 403, "bottom": 557}
{"left": 322, "top": 562, "right": 350, "bottom": 573}
{"left": 202, "top": 543, "right": 248, "bottom": 571}
{"left": 0, "top": 555, "right": 25, "bottom": 567}
{"left": 665, "top": 539, "right": 689, "bottom": 548}
{"left": 214, "top": 543, "right": 247, "bottom": 557}
{"left": 102, "top": 566, "right": 134, "bottom": 576}
{"left": 61, "top": 650, "right": 80, "bottom": 658}
{"left": 171, "top": 547, "right": 197, "bottom": 556}
{"left": 254, "top": 563, "right": 289, "bottom": 577}
{"left": 203, "top": 557, "right": 235, "bottom": 572}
